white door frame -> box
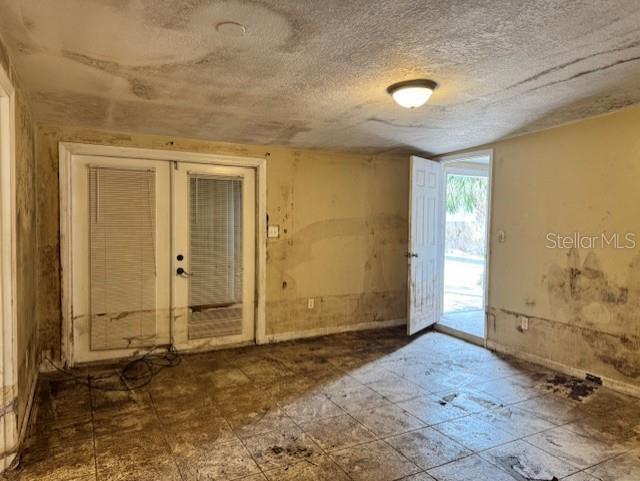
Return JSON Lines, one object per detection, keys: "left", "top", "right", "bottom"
{"left": 0, "top": 64, "right": 18, "bottom": 469}
{"left": 436, "top": 149, "right": 493, "bottom": 345}
{"left": 59, "top": 142, "right": 267, "bottom": 366}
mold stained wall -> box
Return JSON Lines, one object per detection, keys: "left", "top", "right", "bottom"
{"left": 0, "top": 36, "right": 38, "bottom": 433}
{"left": 35, "top": 125, "right": 409, "bottom": 358}
{"left": 485, "top": 105, "right": 640, "bottom": 390}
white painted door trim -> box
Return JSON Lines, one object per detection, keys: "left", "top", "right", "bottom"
{"left": 436, "top": 149, "right": 493, "bottom": 346}
{"left": 0, "top": 63, "right": 18, "bottom": 470}
{"left": 59, "top": 142, "right": 267, "bottom": 366}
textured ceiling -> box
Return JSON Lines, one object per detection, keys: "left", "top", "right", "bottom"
{"left": 1, "top": 0, "right": 640, "bottom": 155}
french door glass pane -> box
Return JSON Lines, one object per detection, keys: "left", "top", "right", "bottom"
{"left": 89, "top": 167, "right": 157, "bottom": 350}
{"left": 188, "top": 175, "right": 243, "bottom": 339}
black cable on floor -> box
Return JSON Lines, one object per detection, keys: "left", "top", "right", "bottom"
{"left": 43, "top": 344, "right": 181, "bottom": 392}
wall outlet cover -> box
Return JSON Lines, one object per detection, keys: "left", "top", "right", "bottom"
{"left": 307, "top": 298, "right": 314, "bottom": 309}
{"left": 267, "top": 224, "right": 280, "bottom": 238}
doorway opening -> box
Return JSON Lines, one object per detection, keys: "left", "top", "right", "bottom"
{"left": 436, "top": 153, "right": 491, "bottom": 344}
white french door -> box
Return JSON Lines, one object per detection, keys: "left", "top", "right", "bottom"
{"left": 172, "top": 163, "right": 255, "bottom": 350}
{"left": 70, "top": 156, "right": 256, "bottom": 363}
{"left": 407, "top": 155, "right": 443, "bottom": 335}
{"left": 71, "top": 156, "right": 172, "bottom": 363}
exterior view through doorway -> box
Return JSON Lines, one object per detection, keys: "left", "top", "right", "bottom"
{"left": 406, "top": 151, "right": 492, "bottom": 346}
{"left": 437, "top": 152, "right": 491, "bottom": 344}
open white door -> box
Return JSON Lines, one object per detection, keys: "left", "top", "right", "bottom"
{"left": 407, "top": 155, "right": 443, "bottom": 335}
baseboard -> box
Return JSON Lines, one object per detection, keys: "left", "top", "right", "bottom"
{"left": 51, "top": 319, "right": 406, "bottom": 363}
{"left": 263, "top": 318, "right": 406, "bottom": 344}
{"left": 486, "top": 339, "right": 640, "bottom": 399}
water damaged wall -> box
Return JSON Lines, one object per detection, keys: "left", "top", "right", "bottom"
{"left": 35, "top": 125, "right": 409, "bottom": 359}
{"left": 0, "top": 34, "right": 38, "bottom": 450}
{"left": 486, "top": 105, "right": 640, "bottom": 391}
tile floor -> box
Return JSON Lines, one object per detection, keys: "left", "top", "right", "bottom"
{"left": 4, "top": 327, "right": 640, "bottom": 481}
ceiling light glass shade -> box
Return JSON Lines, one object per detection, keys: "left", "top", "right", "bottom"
{"left": 387, "top": 79, "right": 438, "bottom": 109}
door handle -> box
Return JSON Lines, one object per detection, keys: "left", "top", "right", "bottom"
{"left": 406, "top": 252, "right": 419, "bottom": 258}
{"left": 176, "top": 267, "right": 193, "bottom": 277}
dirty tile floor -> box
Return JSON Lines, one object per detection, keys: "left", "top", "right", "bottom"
{"left": 6, "top": 327, "right": 640, "bottom": 480}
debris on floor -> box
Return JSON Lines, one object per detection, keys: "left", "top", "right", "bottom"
{"left": 543, "top": 374, "right": 600, "bottom": 401}
{"left": 7, "top": 327, "right": 639, "bottom": 480}
{"left": 496, "top": 455, "right": 559, "bottom": 481}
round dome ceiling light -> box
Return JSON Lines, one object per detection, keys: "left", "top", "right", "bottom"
{"left": 387, "top": 79, "right": 438, "bottom": 109}
{"left": 216, "top": 21, "right": 247, "bottom": 36}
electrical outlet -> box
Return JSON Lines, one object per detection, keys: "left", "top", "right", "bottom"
{"left": 498, "top": 230, "right": 506, "bottom": 243}
{"left": 519, "top": 316, "right": 529, "bottom": 331}
{"left": 267, "top": 225, "right": 280, "bottom": 239}
{"left": 307, "top": 298, "right": 315, "bottom": 309}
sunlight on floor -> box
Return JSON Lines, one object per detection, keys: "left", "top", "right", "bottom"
{"left": 9, "top": 328, "right": 640, "bottom": 480}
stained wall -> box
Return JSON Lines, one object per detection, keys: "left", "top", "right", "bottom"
{"left": 31, "top": 80, "right": 640, "bottom": 398}
{"left": 0, "top": 35, "right": 38, "bottom": 439}
{"left": 35, "top": 125, "right": 409, "bottom": 358}
{"left": 484, "top": 105, "right": 640, "bottom": 390}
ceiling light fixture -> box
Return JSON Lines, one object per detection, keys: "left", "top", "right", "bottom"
{"left": 216, "top": 21, "right": 247, "bottom": 36}
{"left": 387, "top": 79, "right": 438, "bottom": 109}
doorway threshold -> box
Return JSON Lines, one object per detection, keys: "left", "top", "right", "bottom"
{"left": 435, "top": 309, "right": 485, "bottom": 347}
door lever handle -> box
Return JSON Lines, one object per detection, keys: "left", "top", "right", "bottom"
{"left": 405, "top": 252, "right": 419, "bottom": 258}
{"left": 176, "top": 267, "right": 193, "bottom": 277}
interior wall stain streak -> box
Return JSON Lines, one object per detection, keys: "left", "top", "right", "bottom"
{"left": 35, "top": 124, "right": 409, "bottom": 357}
{"left": 481, "top": 105, "right": 640, "bottom": 390}
{"left": 0, "top": 31, "right": 39, "bottom": 455}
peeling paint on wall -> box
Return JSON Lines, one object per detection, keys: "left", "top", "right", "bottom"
{"left": 484, "top": 105, "right": 640, "bottom": 389}
{"left": 491, "top": 305, "right": 640, "bottom": 386}
{"left": 542, "top": 249, "right": 640, "bottom": 380}
{"left": 266, "top": 290, "right": 405, "bottom": 336}
{"left": 545, "top": 249, "right": 638, "bottom": 333}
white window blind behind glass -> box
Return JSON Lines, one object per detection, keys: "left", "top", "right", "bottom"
{"left": 188, "top": 175, "right": 243, "bottom": 339}
{"left": 89, "top": 167, "right": 158, "bottom": 350}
